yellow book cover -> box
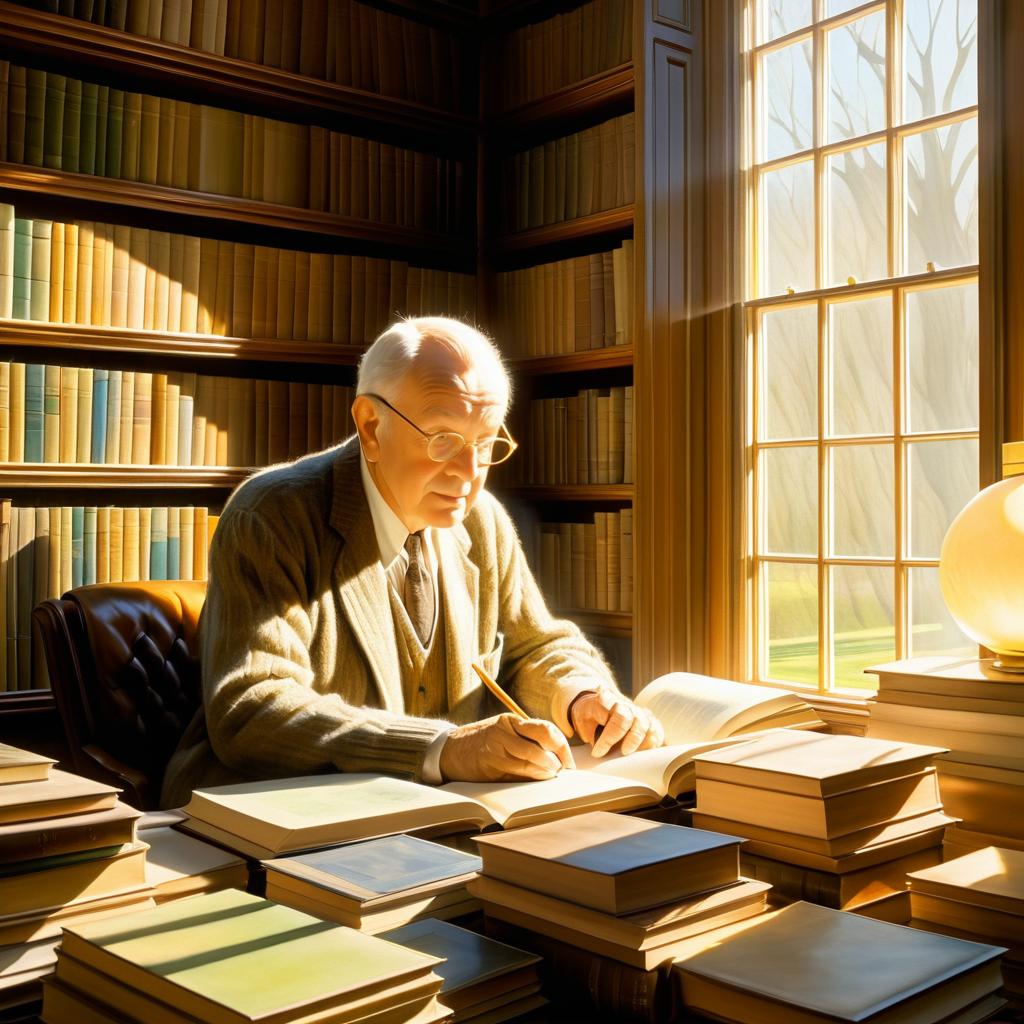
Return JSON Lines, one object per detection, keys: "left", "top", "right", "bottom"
{"left": 118, "top": 371, "right": 135, "bottom": 464}
{"left": 76, "top": 222, "right": 94, "bottom": 325}
{"left": 288, "top": 381, "right": 304, "bottom": 459}
{"left": 75, "top": 367, "right": 92, "bottom": 463}
{"left": 165, "top": 373, "right": 180, "bottom": 466}
{"left": 32, "top": 508, "right": 49, "bottom": 612}
{"left": 171, "top": 100, "right": 191, "bottom": 190}
{"left": 58, "top": 365, "right": 79, "bottom": 464}
{"left": 213, "top": 376, "right": 229, "bottom": 466}
{"left": 150, "top": 229, "right": 171, "bottom": 332}
{"left": 150, "top": 373, "right": 167, "bottom": 465}
{"left": 9, "top": 362, "right": 25, "bottom": 463}
{"left": 104, "top": 369, "right": 121, "bottom": 465}
{"left": 122, "top": 91, "right": 143, "bottom": 181}
{"left": 276, "top": 250, "right": 296, "bottom": 340}
{"left": 0, "top": 501, "right": 9, "bottom": 692}
{"left": 305, "top": 384, "right": 322, "bottom": 453}
{"left": 253, "top": 378, "right": 268, "bottom": 465}
{"left": 251, "top": 245, "right": 270, "bottom": 338}
{"left": 48, "top": 221, "right": 65, "bottom": 324}
{"left": 231, "top": 243, "right": 254, "bottom": 338}
{"left": 132, "top": 373, "right": 153, "bottom": 466}
{"left": 196, "top": 237, "right": 218, "bottom": 335}
{"left": 213, "top": 240, "right": 233, "bottom": 336}
{"left": 42, "top": 365, "right": 61, "bottom": 463}
{"left": 193, "top": 506, "right": 208, "bottom": 580}
{"left": 180, "top": 234, "right": 200, "bottom": 333}
{"left": 0, "top": 363, "right": 9, "bottom": 463}
{"left": 59, "top": 505, "right": 72, "bottom": 595}
{"left": 167, "top": 233, "right": 184, "bottom": 333}
{"left": 139, "top": 93, "right": 160, "bottom": 185}
{"left": 127, "top": 227, "right": 149, "bottom": 330}
{"left": 156, "top": 96, "right": 175, "bottom": 187}
{"left": 46, "top": 506, "right": 60, "bottom": 601}
{"left": 292, "top": 251, "right": 310, "bottom": 340}
{"left": 332, "top": 253, "right": 351, "bottom": 344}
{"left": 95, "top": 506, "right": 110, "bottom": 584}
{"left": 263, "top": 244, "right": 279, "bottom": 336}
{"left": 96, "top": 223, "right": 114, "bottom": 326}
{"left": 179, "top": 506, "right": 194, "bottom": 581}
{"left": 137, "top": 506, "right": 151, "bottom": 581}
{"left": 110, "top": 225, "right": 130, "bottom": 328}
{"left": 62, "top": 223, "right": 78, "bottom": 325}
{"left": 226, "top": 377, "right": 245, "bottom": 467}
{"left": 108, "top": 506, "right": 124, "bottom": 582}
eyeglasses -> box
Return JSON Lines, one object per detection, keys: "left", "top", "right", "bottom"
{"left": 363, "top": 393, "right": 519, "bottom": 466}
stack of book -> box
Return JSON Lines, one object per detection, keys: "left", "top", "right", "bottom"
{"left": 468, "top": 811, "right": 771, "bottom": 1020}
{"left": 382, "top": 919, "right": 544, "bottom": 1024}
{"left": 907, "top": 846, "right": 1024, "bottom": 1007}
{"left": 263, "top": 834, "right": 481, "bottom": 933}
{"left": 691, "top": 731, "right": 955, "bottom": 919}
{"left": 41, "top": 888, "right": 450, "bottom": 1024}
{"left": 674, "top": 901, "right": 1007, "bottom": 1024}
{"left": 867, "top": 656, "right": 1024, "bottom": 854}
{"left": 141, "top": 826, "right": 248, "bottom": 903}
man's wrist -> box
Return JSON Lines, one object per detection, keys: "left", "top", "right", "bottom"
{"left": 567, "top": 689, "right": 597, "bottom": 733}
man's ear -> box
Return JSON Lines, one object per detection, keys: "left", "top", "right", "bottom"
{"left": 351, "top": 395, "right": 382, "bottom": 462}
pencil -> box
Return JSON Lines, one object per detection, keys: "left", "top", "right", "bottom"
{"left": 471, "top": 663, "right": 529, "bottom": 719}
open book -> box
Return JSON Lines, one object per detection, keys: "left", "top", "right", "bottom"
{"left": 179, "top": 674, "right": 820, "bottom": 858}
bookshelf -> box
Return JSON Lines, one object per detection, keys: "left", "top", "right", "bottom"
{"left": 0, "top": 0, "right": 477, "bottom": 704}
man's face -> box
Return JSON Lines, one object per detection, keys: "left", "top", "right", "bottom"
{"left": 362, "top": 354, "right": 508, "bottom": 533}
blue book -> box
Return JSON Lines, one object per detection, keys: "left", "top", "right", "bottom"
{"left": 23, "top": 364, "right": 44, "bottom": 463}
{"left": 91, "top": 368, "right": 108, "bottom": 463}
{"left": 149, "top": 506, "right": 167, "bottom": 581}
{"left": 83, "top": 507, "right": 97, "bottom": 585}
{"left": 71, "top": 507, "right": 84, "bottom": 588}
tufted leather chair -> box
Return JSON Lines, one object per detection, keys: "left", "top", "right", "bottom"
{"left": 32, "top": 580, "right": 207, "bottom": 810}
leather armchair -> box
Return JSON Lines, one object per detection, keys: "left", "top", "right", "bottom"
{"left": 32, "top": 580, "right": 206, "bottom": 810}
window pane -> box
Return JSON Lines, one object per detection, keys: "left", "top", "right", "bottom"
{"left": 906, "top": 438, "right": 978, "bottom": 559}
{"left": 758, "top": 0, "right": 813, "bottom": 45}
{"left": 827, "top": 142, "right": 887, "bottom": 286}
{"left": 762, "top": 446, "right": 818, "bottom": 555}
{"left": 908, "top": 566, "right": 974, "bottom": 657}
{"left": 761, "top": 306, "right": 817, "bottom": 440}
{"left": 828, "top": 0, "right": 870, "bottom": 15}
{"left": 764, "top": 562, "right": 819, "bottom": 686}
{"left": 827, "top": 11, "right": 886, "bottom": 144}
{"left": 905, "top": 283, "right": 979, "bottom": 432}
{"left": 832, "top": 564, "right": 895, "bottom": 688}
{"left": 828, "top": 295, "right": 892, "bottom": 436}
{"left": 760, "top": 161, "right": 816, "bottom": 295}
{"left": 903, "top": 0, "right": 978, "bottom": 123}
{"left": 760, "top": 39, "right": 814, "bottom": 161}
{"left": 831, "top": 443, "right": 894, "bottom": 558}
{"left": 904, "top": 118, "right": 978, "bottom": 273}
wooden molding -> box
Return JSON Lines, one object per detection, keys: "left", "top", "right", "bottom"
{"left": 489, "top": 205, "right": 634, "bottom": 260}
{"left": 0, "top": 465, "right": 252, "bottom": 488}
{"left": 507, "top": 345, "right": 634, "bottom": 375}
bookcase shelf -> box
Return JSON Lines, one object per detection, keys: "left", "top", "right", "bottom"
{"left": 0, "top": 322, "right": 364, "bottom": 368}
{"left": 499, "top": 485, "right": 633, "bottom": 502}
{"left": 508, "top": 344, "right": 634, "bottom": 375}
{"left": 553, "top": 609, "right": 632, "bottom": 637}
{"left": 0, "top": 466, "right": 251, "bottom": 489}
{"left": 0, "top": 165, "right": 466, "bottom": 258}
{"left": 488, "top": 63, "right": 634, "bottom": 137}
{"left": 489, "top": 205, "right": 634, "bottom": 261}
{"left": 0, "top": 2, "right": 476, "bottom": 148}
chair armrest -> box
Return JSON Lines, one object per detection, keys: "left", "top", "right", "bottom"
{"left": 81, "top": 744, "right": 153, "bottom": 810}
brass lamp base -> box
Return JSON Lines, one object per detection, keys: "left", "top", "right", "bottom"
{"left": 992, "top": 652, "right": 1024, "bottom": 675}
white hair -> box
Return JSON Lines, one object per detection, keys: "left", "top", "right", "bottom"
{"left": 356, "top": 316, "right": 512, "bottom": 408}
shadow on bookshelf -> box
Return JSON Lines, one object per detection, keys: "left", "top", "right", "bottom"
{"left": 0, "top": 466, "right": 251, "bottom": 488}
{"left": 489, "top": 205, "right": 634, "bottom": 262}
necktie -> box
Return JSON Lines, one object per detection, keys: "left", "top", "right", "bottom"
{"left": 404, "top": 531, "right": 434, "bottom": 645}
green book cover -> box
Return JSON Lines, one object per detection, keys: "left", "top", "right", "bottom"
{"left": 71, "top": 506, "right": 84, "bottom": 589}
{"left": 83, "top": 506, "right": 97, "bottom": 585}
{"left": 6, "top": 65, "right": 26, "bottom": 165}
{"left": 61, "top": 889, "right": 443, "bottom": 1024}
{"left": 62, "top": 77, "right": 82, "bottom": 174}
{"left": 43, "top": 73, "right": 67, "bottom": 170}
{"left": 12, "top": 219, "right": 31, "bottom": 321}
{"left": 24, "top": 69, "right": 46, "bottom": 167}
{"left": 149, "top": 505, "right": 167, "bottom": 581}
{"left": 122, "top": 92, "right": 142, "bottom": 181}
{"left": 80, "top": 81, "right": 99, "bottom": 176}
{"left": 29, "top": 220, "right": 50, "bottom": 322}
{"left": 105, "top": 89, "right": 125, "bottom": 181}
{"left": 94, "top": 84, "right": 109, "bottom": 177}
{"left": 23, "top": 364, "right": 44, "bottom": 463}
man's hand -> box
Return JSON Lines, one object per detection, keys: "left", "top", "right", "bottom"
{"left": 439, "top": 714, "right": 576, "bottom": 783}
{"left": 571, "top": 688, "right": 665, "bottom": 758}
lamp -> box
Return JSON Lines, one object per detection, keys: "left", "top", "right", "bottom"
{"left": 939, "top": 467, "right": 1024, "bottom": 674}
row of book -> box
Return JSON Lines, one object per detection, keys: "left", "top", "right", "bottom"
{"left": 0, "top": 206, "right": 476, "bottom": 341}
{"left": 495, "top": 242, "right": 634, "bottom": 357}
{"left": 0, "top": 362, "right": 354, "bottom": 467}
{"left": 10, "top": 0, "right": 469, "bottom": 111}
{"left": 866, "top": 657, "right": 1024, "bottom": 853}
{"left": 1, "top": 64, "right": 464, "bottom": 230}
{"left": 535, "top": 510, "right": 633, "bottom": 614}
{"left": 497, "top": 112, "right": 635, "bottom": 233}
{"left": 510, "top": 386, "right": 633, "bottom": 486}
{"left": 490, "top": 0, "right": 632, "bottom": 112}
{"left": 1, "top": 502, "right": 216, "bottom": 690}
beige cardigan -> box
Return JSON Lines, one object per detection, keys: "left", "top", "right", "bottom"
{"left": 160, "top": 437, "right": 618, "bottom": 807}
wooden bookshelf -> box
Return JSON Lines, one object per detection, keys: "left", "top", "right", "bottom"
{"left": 489, "top": 205, "right": 634, "bottom": 260}
{"left": 508, "top": 344, "right": 634, "bottom": 375}
{"left": 0, "top": 323, "right": 364, "bottom": 366}
{"left": 0, "top": 166, "right": 466, "bottom": 257}
{"left": 0, "top": 1, "right": 476, "bottom": 149}
{"left": 499, "top": 484, "right": 633, "bottom": 502}
{"left": 0, "top": 466, "right": 252, "bottom": 489}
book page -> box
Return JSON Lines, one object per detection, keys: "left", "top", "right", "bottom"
{"left": 634, "top": 673, "right": 805, "bottom": 744}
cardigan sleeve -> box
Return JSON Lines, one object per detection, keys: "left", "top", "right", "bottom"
{"left": 200, "top": 506, "right": 450, "bottom": 782}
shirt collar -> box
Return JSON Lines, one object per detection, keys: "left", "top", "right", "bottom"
{"left": 359, "top": 452, "right": 414, "bottom": 569}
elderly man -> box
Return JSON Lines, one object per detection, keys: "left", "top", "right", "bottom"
{"left": 161, "top": 316, "right": 663, "bottom": 808}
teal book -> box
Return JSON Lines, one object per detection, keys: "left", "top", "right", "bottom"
{"left": 149, "top": 506, "right": 167, "bottom": 581}
{"left": 43, "top": 73, "right": 66, "bottom": 170}
{"left": 24, "top": 69, "right": 46, "bottom": 167}
{"left": 29, "top": 221, "right": 50, "bottom": 322}
{"left": 94, "top": 84, "right": 109, "bottom": 177}
{"left": 71, "top": 506, "right": 84, "bottom": 589}
{"left": 90, "top": 369, "right": 108, "bottom": 463}
{"left": 23, "top": 364, "right": 44, "bottom": 463}
{"left": 12, "top": 219, "right": 32, "bottom": 321}
{"left": 62, "top": 77, "right": 82, "bottom": 174}
{"left": 80, "top": 81, "right": 99, "bottom": 176}
{"left": 105, "top": 89, "right": 124, "bottom": 180}
{"left": 83, "top": 507, "right": 97, "bottom": 585}
{"left": 166, "top": 507, "right": 180, "bottom": 581}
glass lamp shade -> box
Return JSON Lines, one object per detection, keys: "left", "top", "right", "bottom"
{"left": 939, "top": 475, "right": 1024, "bottom": 673}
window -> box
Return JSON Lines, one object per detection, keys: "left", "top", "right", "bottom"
{"left": 744, "top": 0, "right": 979, "bottom": 692}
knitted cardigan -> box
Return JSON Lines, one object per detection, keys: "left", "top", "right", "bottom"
{"left": 160, "top": 436, "right": 618, "bottom": 807}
